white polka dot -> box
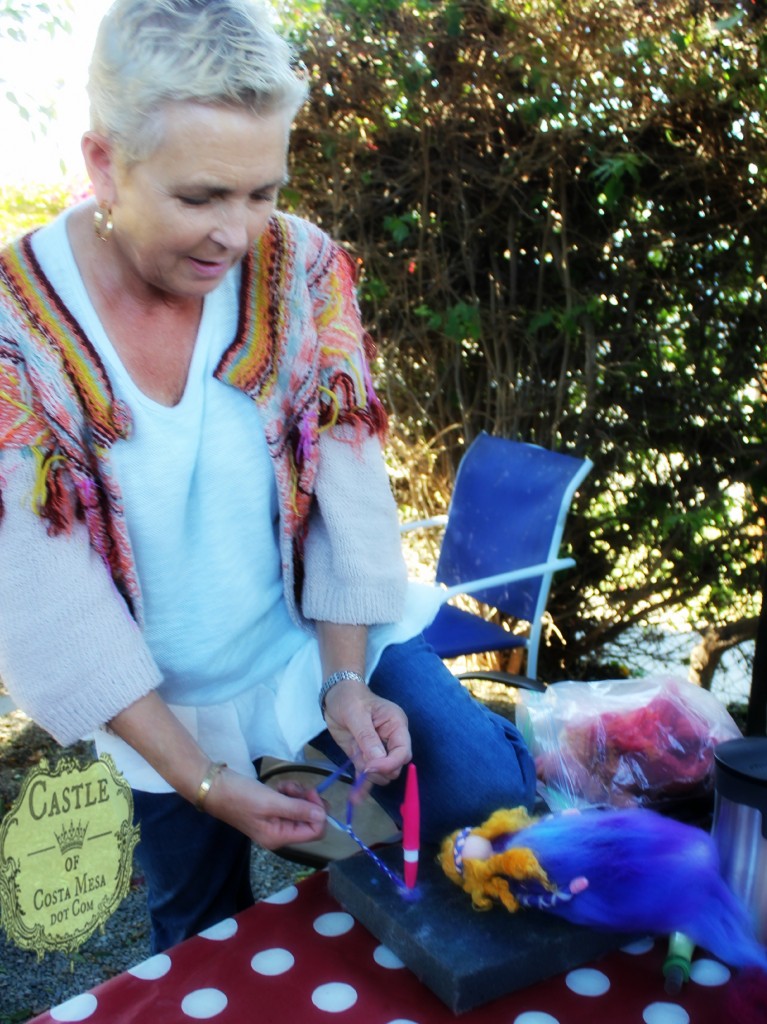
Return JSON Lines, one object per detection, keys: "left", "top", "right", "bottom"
{"left": 642, "top": 1002, "right": 690, "bottom": 1024}
{"left": 313, "top": 911, "right": 355, "bottom": 937}
{"left": 690, "top": 958, "right": 731, "bottom": 987}
{"left": 312, "top": 982, "right": 359, "bottom": 1012}
{"left": 128, "top": 953, "right": 172, "bottom": 980}
{"left": 384, "top": 1020, "right": 421, "bottom": 1024}
{"left": 374, "top": 944, "right": 405, "bottom": 969}
{"left": 251, "top": 948, "right": 295, "bottom": 976}
{"left": 513, "top": 1012, "right": 561, "bottom": 1024}
{"left": 565, "top": 967, "right": 610, "bottom": 997}
{"left": 180, "top": 988, "right": 228, "bottom": 1019}
{"left": 199, "top": 918, "right": 238, "bottom": 941}
{"left": 622, "top": 937, "right": 655, "bottom": 955}
{"left": 50, "top": 994, "right": 98, "bottom": 1022}
{"left": 262, "top": 885, "right": 298, "bottom": 904}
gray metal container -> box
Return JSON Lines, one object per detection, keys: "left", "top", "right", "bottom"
{"left": 713, "top": 737, "right": 767, "bottom": 943}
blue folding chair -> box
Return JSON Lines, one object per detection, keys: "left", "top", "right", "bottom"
{"left": 403, "top": 433, "right": 592, "bottom": 680}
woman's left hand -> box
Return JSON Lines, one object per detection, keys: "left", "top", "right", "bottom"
{"left": 322, "top": 675, "right": 411, "bottom": 785}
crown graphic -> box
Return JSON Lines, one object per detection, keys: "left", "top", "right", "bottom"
{"left": 55, "top": 820, "right": 88, "bottom": 855}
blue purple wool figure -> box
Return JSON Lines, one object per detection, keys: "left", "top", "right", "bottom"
{"left": 439, "top": 806, "right": 767, "bottom": 973}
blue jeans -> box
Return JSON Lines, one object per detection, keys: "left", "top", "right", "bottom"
{"left": 132, "top": 788, "right": 255, "bottom": 953}
{"left": 132, "top": 634, "right": 536, "bottom": 952}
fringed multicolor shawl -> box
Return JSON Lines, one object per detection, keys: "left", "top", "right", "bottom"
{"left": 0, "top": 211, "right": 387, "bottom": 621}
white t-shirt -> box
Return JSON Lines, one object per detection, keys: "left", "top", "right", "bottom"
{"left": 32, "top": 208, "right": 436, "bottom": 789}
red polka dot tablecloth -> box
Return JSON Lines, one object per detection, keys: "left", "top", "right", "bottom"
{"left": 29, "top": 871, "right": 733, "bottom": 1024}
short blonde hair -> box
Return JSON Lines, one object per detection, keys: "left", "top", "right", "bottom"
{"left": 88, "top": 0, "right": 308, "bottom": 162}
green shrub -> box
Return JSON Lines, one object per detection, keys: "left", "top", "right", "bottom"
{"left": 0, "top": 181, "right": 87, "bottom": 247}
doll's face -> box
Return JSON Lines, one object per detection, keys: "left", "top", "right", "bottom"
{"left": 462, "top": 834, "right": 493, "bottom": 861}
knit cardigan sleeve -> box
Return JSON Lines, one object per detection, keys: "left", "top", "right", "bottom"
{"left": 300, "top": 430, "right": 408, "bottom": 625}
{"left": 0, "top": 451, "right": 162, "bottom": 746}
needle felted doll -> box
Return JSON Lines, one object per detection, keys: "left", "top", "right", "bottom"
{"left": 439, "top": 805, "right": 767, "bottom": 973}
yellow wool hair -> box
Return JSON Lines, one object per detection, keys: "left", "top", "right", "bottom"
{"left": 438, "top": 807, "right": 553, "bottom": 914}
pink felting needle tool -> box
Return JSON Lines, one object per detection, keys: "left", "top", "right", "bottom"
{"left": 401, "top": 763, "right": 420, "bottom": 889}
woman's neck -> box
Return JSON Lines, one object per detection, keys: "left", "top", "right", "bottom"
{"left": 66, "top": 203, "right": 204, "bottom": 407}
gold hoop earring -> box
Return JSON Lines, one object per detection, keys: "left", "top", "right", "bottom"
{"left": 93, "top": 203, "right": 113, "bottom": 242}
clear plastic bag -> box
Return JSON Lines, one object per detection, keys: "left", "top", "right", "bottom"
{"left": 517, "top": 675, "right": 742, "bottom": 812}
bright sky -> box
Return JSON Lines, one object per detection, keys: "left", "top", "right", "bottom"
{"left": 0, "top": 2, "right": 112, "bottom": 186}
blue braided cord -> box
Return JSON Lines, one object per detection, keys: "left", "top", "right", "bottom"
{"left": 515, "top": 886, "right": 576, "bottom": 911}
{"left": 327, "top": 812, "right": 408, "bottom": 892}
{"left": 315, "top": 758, "right": 354, "bottom": 795}
{"left": 346, "top": 771, "right": 368, "bottom": 825}
{"left": 453, "top": 826, "right": 473, "bottom": 877}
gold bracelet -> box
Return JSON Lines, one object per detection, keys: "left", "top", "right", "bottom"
{"left": 195, "top": 761, "right": 227, "bottom": 812}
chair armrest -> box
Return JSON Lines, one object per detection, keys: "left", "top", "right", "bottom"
{"left": 399, "top": 514, "right": 449, "bottom": 534}
{"left": 457, "top": 670, "right": 547, "bottom": 692}
{"left": 441, "top": 557, "right": 576, "bottom": 601}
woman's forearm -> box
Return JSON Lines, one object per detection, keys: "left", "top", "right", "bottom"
{"left": 108, "top": 691, "right": 327, "bottom": 849}
{"left": 108, "top": 692, "right": 211, "bottom": 804}
{"left": 316, "top": 621, "right": 368, "bottom": 678}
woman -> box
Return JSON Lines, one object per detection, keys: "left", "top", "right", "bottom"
{"left": 0, "top": 0, "right": 535, "bottom": 952}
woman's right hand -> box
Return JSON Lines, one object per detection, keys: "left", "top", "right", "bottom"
{"left": 204, "top": 769, "right": 327, "bottom": 850}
